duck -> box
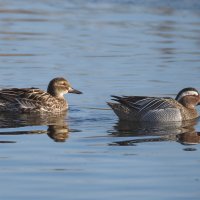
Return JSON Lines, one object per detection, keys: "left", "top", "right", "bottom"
{"left": 107, "top": 87, "right": 200, "bottom": 122}
{"left": 0, "top": 77, "right": 82, "bottom": 113}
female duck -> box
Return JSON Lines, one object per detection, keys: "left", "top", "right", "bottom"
{"left": 107, "top": 88, "right": 200, "bottom": 122}
{"left": 0, "top": 77, "right": 82, "bottom": 113}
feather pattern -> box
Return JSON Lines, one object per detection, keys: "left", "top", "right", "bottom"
{"left": 0, "top": 88, "right": 67, "bottom": 113}
{"left": 0, "top": 77, "right": 82, "bottom": 113}
{"left": 108, "top": 88, "right": 200, "bottom": 121}
{"left": 111, "top": 95, "right": 175, "bottom": 114}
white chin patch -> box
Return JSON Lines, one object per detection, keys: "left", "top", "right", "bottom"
{"left": 68, "top": 87, "right": 73, "bottom": 93}
{"left": 177, "top": 91, "right": 198, "bottom": 101}
{"left": 58, "top": 91, "right": 67, "bottom": 97}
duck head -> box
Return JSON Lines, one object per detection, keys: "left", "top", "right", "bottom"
{"left": 175, "top": 87, "right": 200, "bottom": 109}
{"left": 47, "top": 77, "right": 82, "bottom": 98}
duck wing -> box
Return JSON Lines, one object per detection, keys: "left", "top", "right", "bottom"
{"left": 111, "top": 95, "right": 177, "bottom": 113}
{"left": 0, "top": 88, "right": 52, "bottom": 110}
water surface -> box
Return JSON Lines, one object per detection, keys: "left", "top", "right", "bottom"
{"left": 0, "top": 0, "right": 200, "bottom": 200}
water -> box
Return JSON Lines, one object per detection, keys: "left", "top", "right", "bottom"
{"left": 0, "top": 0, "right": 200, "bottom": 199}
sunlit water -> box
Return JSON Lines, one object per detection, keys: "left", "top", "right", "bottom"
{"left": 0, "top": 0, "right": 200, "bottom": 199}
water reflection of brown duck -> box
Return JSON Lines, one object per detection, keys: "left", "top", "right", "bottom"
{"left": 47, "top": 124, "right": 69, "bottom": 142}
{"left": 0, "top": 112, "right": 70, "bottom": 142}
{"left": 109, "top": 119, "right": 200, "bottom": 146}
{"left": 0, "top": 111, "right": 67, "bottom": 128}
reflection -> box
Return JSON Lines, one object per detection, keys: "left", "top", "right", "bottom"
{"left": 177, "top": 131, "right": 200, "bottom": 145}
{"left": 109, "top": 119, "right": 200, "bottom": 147}
{"left": 0, "top": 140, "right": 16, "bottom": 144}
{"left": 47, "top": 125, "right": 69, "bottom": 142}
{"left": 0, "top": 112, "right": 72, "bottom": 143}
{"left": 154, "top": 19, "right": 177, "bottom": 63}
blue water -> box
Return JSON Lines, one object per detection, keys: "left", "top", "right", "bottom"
{"left": 0, "top": 0, "right": 200, "bottom": 199}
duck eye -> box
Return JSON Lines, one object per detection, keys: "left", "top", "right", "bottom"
{"left": 60, "top": 82, "right": 66, "bottom": 85}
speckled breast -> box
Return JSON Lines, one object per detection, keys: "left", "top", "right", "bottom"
{"left": 141, "top": 108, "right": 182, "bottom": 122}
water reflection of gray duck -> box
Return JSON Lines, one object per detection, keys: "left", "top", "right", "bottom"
{"left": 109, "top": 119, "right": 200, "bottom": 146}
{"left": 177, "top": 131, "right": 200, "bottom": 145}
{"left": 108, "top": 88, "right": 200, "bottom": 122}
{"left": 0, "top": 77, "right": 82, "bottom": 113}
{"left": 111, "top": 119, "right": 197, "bottom": 137}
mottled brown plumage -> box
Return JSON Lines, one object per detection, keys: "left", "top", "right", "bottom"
{"left": 0, "top": 77, "right": 82, "bottom": 113}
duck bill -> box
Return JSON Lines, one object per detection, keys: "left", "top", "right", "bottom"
{"left": 68, "top": 87, "right": 82, "bottom": 94}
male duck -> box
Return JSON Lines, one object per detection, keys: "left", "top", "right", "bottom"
{"left": 0, "top": 77, "right": 82, "bottom": 113}
{"left": 107, "top": 88, "right": 200, "bottom": 122}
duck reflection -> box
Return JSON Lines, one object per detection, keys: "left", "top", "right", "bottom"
{"left": 47, "top": 124, "right": 69, "bottom": 142}
{"left": 109, "top": 119, "right": 200, "bottom": 146}
{"left": 0, "top": 112, "right": 71, "bottom": 142}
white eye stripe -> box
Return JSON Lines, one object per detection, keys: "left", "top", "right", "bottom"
{"left": 176, "top": 91, "right": 199, "bottom": 101}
